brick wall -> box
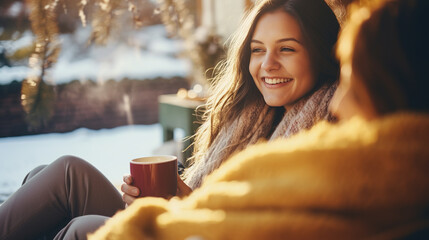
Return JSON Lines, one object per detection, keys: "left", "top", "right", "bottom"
{"left": 0, "top": 77, "right": 189, "bottom": 137}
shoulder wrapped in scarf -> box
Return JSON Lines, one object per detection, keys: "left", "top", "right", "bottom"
{"left": 89, "top": 113, "right": 429, "bottom": 239}
{"left": 185, "top": 83, "right": 337, "bottom": 189}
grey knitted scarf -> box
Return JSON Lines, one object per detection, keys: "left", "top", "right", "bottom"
{"left": 185, "top": 83, "right": 337, "bottom": 189}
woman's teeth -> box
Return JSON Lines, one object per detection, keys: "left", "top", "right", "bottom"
{"left": 263, "top": 77, "right": 293, "bottom": 85}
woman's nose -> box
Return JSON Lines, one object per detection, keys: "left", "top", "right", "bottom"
{"left": 261, "top": 52, "right": 280, "bottom": 71}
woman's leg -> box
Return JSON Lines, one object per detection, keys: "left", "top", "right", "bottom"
{"left": 0, "top": 155, "right": 125, "bottom": 240}
{"left": 53, "top": 215, "right": 110, "bottom": 240}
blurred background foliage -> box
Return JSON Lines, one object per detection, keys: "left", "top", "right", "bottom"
{"left": 156, "top": 0, "right": 225, "bottom": 88}
{"left": 0, "top": 0, "right": 226, "bottom": 130}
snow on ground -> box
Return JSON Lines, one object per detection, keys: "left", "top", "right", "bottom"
{"left": 0, "top": 124, "right": 163, "bottom": 203}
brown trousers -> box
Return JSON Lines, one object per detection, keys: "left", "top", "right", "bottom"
{"left": 0, "top": 155, "right": 125, "bottom": 240}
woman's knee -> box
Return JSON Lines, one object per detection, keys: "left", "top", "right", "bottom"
{"left": 55, "top": 155, "right": 87, "bottom": 167}
{"left": 23, "top": 156, "right": 86, "bottom": 185}
{"left": 53, "top": 155, "right": 100, "bottom": 179}
{"left": 55, "top": 155, "right": 95, "bottom": 172}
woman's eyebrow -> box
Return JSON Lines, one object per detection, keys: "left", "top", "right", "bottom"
{"left": 277, "top": 38, "right": 301, "bottom": 44}
{"left": 250, "top": 39, "right": 263, "bottom": 44}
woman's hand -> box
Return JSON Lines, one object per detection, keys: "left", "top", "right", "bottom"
{"left": 176, "top": 174, "right": 192, "bottom": 197}
{"left": 121, "top": 174, "right": 192, "bottom": 206}
{"left": 121, "top": 175, "right": 139, "bottom": 206}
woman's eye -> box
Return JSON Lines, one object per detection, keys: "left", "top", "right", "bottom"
{"left": 281, "top": 47, "right": 295, "bottom": 52}
{"left": 251, "top": 48, "right": 264, "bottom": 53}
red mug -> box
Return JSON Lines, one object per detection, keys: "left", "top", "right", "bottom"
{"left": 130, "top": 155, "right": 178, "bottom": 198}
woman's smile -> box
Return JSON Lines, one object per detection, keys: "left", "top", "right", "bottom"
{"left": 262, "top": 77, "right": 294, "bottom": 85}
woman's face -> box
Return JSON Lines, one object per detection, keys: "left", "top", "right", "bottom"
{"left": 249, "top": 9, "right": 315, "bottom": 110}
{"left": 329, "top": 63, "right": 378, "bottom": 121}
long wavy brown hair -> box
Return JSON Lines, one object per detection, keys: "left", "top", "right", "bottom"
{"left": 187, "top": 0, "right": 340, "bottom": 170}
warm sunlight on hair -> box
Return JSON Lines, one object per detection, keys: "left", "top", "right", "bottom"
{"left": 336, "top": 5, "right": 370, "bottom": 66}
{"left": 336, "top": 0, "right": 395, "bottom": 65}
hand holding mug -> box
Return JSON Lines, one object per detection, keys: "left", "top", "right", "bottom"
{"left": 129, "top": 155, "right": 178, "bottom": 198}
{"left": 122, "top": 173, "right": 193, "bottom": 206}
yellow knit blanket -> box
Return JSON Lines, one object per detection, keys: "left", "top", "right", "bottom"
{"left": 90, "top": 113, "right": 429, "bottom": 240}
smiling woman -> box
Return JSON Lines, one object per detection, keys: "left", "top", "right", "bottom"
{"left": 249, "top": 9, "right": 315, "bottom": 109}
